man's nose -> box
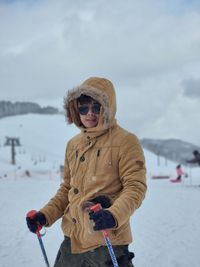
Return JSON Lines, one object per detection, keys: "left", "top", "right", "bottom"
{"left": 87, "top": 107, "right": 94, "bottom": 115}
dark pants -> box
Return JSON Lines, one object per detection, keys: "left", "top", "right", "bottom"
{"left": 54, "top": 236, "right": 134, "bottom": 267}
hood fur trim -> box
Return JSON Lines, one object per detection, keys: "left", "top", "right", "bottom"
{"left": 64, "top": 85, "right": 110, "bottom": 129}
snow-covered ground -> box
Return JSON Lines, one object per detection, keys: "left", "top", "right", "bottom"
{"left": 0, "top": 114, "right": 200, "bottom": 267}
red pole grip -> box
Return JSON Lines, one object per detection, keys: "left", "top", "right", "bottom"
{"left": 26, "top": 210, "right": 37, "bottom": 219}
{"left": 90, "top": 203, "right": 102, "bottom": 213}
{"left": 26, "top": 210, "right": 42, "bottom": 234}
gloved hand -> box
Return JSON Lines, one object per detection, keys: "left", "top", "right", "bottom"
{"left": 89, "top": 209, "right": 116, "bottom": 231}
{"left": 26, "top": 211, "right": 46, "bottom": 233}
{"left": 90, "top": 195, "right": 112, "bottom": 209}
{"left": 82, "top": 195, "right": 112, "bottom": 213}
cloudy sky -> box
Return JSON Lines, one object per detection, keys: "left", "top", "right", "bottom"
{"left": 0, "top": 0, "right": 200, "bottom": 145}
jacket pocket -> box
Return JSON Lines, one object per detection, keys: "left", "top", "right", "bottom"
{"left": 93, "top": 146, "right": 119, "bottom": 176}
{"left": 110, "top": 220, "right": 130, "bottom": 239}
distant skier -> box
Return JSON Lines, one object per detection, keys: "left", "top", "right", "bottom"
{"left": 26, "top": 77, "right": 147, "bottom": 267}
{"left": 186, "top": 150, "right": 200, "bottom": 166}
{"left": 175, "top": 164, "right": 184, "bottom": 181}
{"left": 170, "top": 164, "right": 184, "bottom": 183}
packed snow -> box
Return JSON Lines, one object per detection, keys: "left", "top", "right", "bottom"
{"left": 0, "top": 114, "right": 200, "bottom": 267}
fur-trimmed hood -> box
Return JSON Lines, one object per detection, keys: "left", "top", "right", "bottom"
{"left": 63, "top": 77, "right": 117, "bottom": 130}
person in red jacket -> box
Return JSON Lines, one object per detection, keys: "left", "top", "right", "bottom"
{"left": 175, "top": 164, "right": 184, "bottom": 181}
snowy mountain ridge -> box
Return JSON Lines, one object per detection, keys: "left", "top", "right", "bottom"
{"left": 141, "top": 138, "right": 200, "bottom": 165}
{"left": 0, "top": 100, "right": 59, "bottom": 119}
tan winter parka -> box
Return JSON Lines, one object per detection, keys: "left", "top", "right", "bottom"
{"left": 40, "top": 77, "right": 147, "bottom": 253}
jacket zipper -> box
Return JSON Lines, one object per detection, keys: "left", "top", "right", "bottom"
{"left": 94, "top": 149, "right": 100, "bottom": 175}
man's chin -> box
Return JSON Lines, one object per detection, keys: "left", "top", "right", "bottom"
{"left": 85, "top": 122, "right": 98, "bottom": 128}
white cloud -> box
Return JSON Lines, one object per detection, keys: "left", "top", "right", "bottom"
{"left": 182, "top": 77, "right": 200, "bottom": 98}
{"left": 0, "top": 0, "right": 200, "bottom": 144}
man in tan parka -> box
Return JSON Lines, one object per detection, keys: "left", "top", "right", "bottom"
{"left": 26, "top": 77, "right": 147, "bottom": 267}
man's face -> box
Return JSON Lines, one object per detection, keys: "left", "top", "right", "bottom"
{"left": 78, "top": 101, "right": 101, "bottom": 128}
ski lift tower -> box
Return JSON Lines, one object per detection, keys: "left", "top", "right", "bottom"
{"left": 4, "top": 137, "right": 21, "bottom": 165}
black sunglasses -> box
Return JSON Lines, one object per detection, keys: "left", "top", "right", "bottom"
{"left": 78, "top": 103, "right": 101, "bottom": 115}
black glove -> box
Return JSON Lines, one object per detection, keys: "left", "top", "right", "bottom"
{"left": 26, "top": 211, "right": 46, "bottom": 233}
{"left": 89, "top": 209, "right": 116, "bottom": 231}
{"left": 89, "top": 195, "right": 112, "bottom": 209}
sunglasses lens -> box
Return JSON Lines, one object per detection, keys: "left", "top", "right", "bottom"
{"left": 78, "top": 103, "right": 101, "bottom": 115}
{"left": 92, "top": 103, "right": 101, "bottom": 114}
{"left": 78, "top": 106, "right": 89, "bottom": 115}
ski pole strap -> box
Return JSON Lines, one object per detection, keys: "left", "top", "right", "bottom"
{"left": 90, "top": 204, "right": 119, "bottom": 267}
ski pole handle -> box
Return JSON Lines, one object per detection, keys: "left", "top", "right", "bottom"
{"left": 90, "top": 204, "right": 109, "bottom": 236}
{"left": 26, "top": 210, "right": 42, "bottom": 234}
{"left": 90, "top": 203, "right": 102, "bottom": 212}
{"left": 26, "top": 210, "right": 50, "bottom": 267}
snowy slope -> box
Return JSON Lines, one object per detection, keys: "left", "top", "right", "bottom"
{"left": 0, "top": 114, "right": 79, "bottom": 177}
{"left": 0, "top": 114, "right": 200, "bottom": 267}
{"left": 0, "top": 114, "right": 178, "bottom": 178}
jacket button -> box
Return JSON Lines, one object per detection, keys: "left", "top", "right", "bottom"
{"left": 72, "top": 218, "right": 77, "bottom": 223}
{"left": 80, "top": 155, "right": 85, "bottom": 162}
{"left": 74, "top": 188, "right": 79, "bottom": 194}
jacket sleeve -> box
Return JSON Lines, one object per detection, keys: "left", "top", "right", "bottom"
{"left": 40, "top": 144, "right": 71, "bottom": 226}
{"left": 108, "top": 133, "right": 147, "bottom": 228}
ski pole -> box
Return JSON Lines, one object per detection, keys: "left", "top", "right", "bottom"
{"left": 27, "top": 210, "right": 50, "bottom": 267}
{"left": 36, "top": 230, "right": 50, "bottom": 267}
{"left": 90, "top": 204, "right": 119, "bottom": 267}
